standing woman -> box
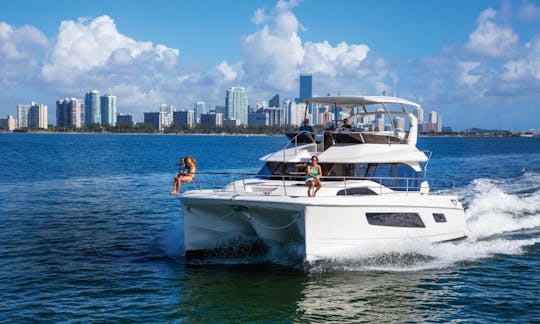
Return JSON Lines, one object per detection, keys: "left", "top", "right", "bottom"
{"left": 305, "top": 155, "right": 322, "bottom": 197}
{"left": 171, "top": 156, "right": 197, "bottom": 195}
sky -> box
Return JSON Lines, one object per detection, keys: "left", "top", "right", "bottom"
{"left": 1, "top": 0, "right": 540, "bottom": 130}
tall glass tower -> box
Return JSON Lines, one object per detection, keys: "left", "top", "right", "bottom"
{"left": 100, "top": 94, "right": 117, "bottom": 126}
{"left": 194, "top": 101, "right": 206, "bottom": 124}
{"left": 225, "top": 87, "right": 248, "bottom": 125}
{"left": 84, "top": 90, "right": 101, "bottom": 125}
{"left": 299, "top": 74, "right": 312, "bottom": 101}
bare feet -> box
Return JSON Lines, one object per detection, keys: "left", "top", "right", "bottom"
{"left": 170, "top": 190, "right": 178, "bottom": 196}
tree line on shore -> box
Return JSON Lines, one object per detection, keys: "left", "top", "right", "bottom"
{"left": 9, "top": 123, "right": 523, "bottom": 137}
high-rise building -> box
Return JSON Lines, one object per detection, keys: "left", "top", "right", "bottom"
{"left": 429, "top": 111, "right": 438, "bottom": 124}
{"left": 194, "top": 102, "right": 206, "bottom": 124}
{"left": 265, "top": 107, "right": 285, "bottom": 126}
{"left": 159, "top": 104, "right": 175, "bottom": 128}
{"left": 299, "top": 74, "right": 312, "bottom": 101}
{"left": 269, "top": 94, "right": 280, "bottom": 108}
{"left": 116, "top": 113, "right": 135, "bottom": 126}
{"left": 286, "top": 101, "right": 306, "bottom": 126}
{"left": 173, "top": 110, "right": 195, "bottom": 128}
{"left": 393, "top": 117, "right": 406, "bottom": 130}
{"left": 84, "top": 90, "right": 101, "bottom": 125}
{"left": 413, "top": 107, "right": 424, "bottom": 123}
{"left": 225, "top": 87, "right": 248, "bottom": 125}
{"left": 56, "top": 98, "right": 84, "bottom": 128}
{"left": 248, "top": 112, "right": 269, "bottom": 126}
{"left": 144, "top": 111, "right": 167, "bottom": 131}
{"left": 200, "top": 113, "right": 223, "bottom": 127}
{"left": 223, "top": 118, "right": 240, "bottom": 128}
{"left": 0, "top": 115, "right": 16, "bottom": 130}
{"left": 17, "top": 104, "right": 30, "bottom": 128}
{"left": 100, "top": 94, "right": 117, "bottom": 126}
{"left": 28, "top": 102, "right": 48, "bottom": 129}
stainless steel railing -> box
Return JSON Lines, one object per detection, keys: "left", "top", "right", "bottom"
{"left": 183, "top": 172, "right": 456, "bottom": 196}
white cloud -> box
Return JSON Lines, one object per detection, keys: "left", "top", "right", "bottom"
{"left": 458, "top": 61, "right": 481, "bottom": 85}
{"left": 465, "top": 8, "right": 519, "bottom": 58}
{"left": 501, "top": 38, "right": 540, "bottom": 81}
{"left": 240, "top": 3, "right": 372, "bottom": 99}
{"left": 217, "top": 60, "right": 238, "bottom": 81}
{"left": 0, "top": 22, "right": 47, "bottom": 82}
{"left": 41, "top": 15, "right": 179, "bottom": 83}
{"left": 251, "top": 8, "right": 268, "bottom": 25}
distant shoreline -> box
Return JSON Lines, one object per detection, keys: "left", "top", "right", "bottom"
{"left": 1, "top": 130, "right": 537, "bottom": 138}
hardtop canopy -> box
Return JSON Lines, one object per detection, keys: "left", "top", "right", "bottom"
{"left": 303, "top": 96, "right": 421, "bottom": 110}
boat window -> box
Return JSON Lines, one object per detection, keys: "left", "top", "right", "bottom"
{"left": 257, "top": 162, "right": 282, "bottom": 176}
{"left": 336, "top": 187, "right": 377, "bottom": 196}
{"left": 433, "top": 213, "right": 447, "bottom": 223}
{"left": 365, "top": 163, "right": 421, "bottom": 191}
{"left": 257, "top": 162, "right": 306, "bottom": 180}
{"left": 366, "top": 213, "right": 425, "bottom": 228}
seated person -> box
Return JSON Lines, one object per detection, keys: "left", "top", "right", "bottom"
{"left": 299, "top": 119, "right": 314, "bottom": 132}
{"left": 305, "top": 155, "right": 322, "bottom": 197}
{"left": 337, "top": 118, "right": 352, "bottom": 132}
{"left": 171, "top": 156, "right": 197, "bottom": 195}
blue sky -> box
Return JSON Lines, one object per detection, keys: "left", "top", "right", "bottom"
{"left": 1, "top": 0, "right": 539, "bottom": 130}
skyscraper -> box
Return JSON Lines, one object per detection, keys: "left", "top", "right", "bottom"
{"left": 225, "top": 87, "right": 248, "bottom": 125}
{"left": 194, "top": 101, "right": 206, "bottom": 124}
{"left": 56, "top": 98, "right": 84, "bottom": 128}
{"left": 268, "top": 94, "right": 280, "bottom": 108}
{"left": 173, "top": 110, "right": 195, "bottom": 128}
{"left": 100, "top": 94, "right": 117, "bottom": 126}
{"left": 17, "top": 104, "right": 30, "bottom": 128}
{"left": 144, "top": 111, "right": 166, "bottom": 131}
{"left": 84, "top": 90, "right": 101, "bottom": 125}
{"left": 413, "top": 107, "right": 424, "bottom": 123}
{"left": 299, "top": 74, "right": 312, "bottom": 101}
{"left": 28, "top": 102, "right": 48, "bottom": 129}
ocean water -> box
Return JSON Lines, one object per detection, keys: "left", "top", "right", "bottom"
{"left": 1, "top": 133, "right": 539, "bottom": 322}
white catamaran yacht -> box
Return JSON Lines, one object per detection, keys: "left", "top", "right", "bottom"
{"left": 180, "top": 96, "right": 467, "bottom": 265}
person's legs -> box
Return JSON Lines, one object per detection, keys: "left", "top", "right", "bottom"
{"left": 176, "top": 175, "right": 193, "bottom": 193}
{"left": 307, "top": 181, "right": 313, "bottom": 197}
{"left": 313, "top": 180, "right": 322, "bottom": 196}
{"left": 171, "top": 175, "right": 179, "bottom": 195}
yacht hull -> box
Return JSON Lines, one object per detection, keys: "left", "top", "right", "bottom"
{"left": 181, "top": 191, "right": 467, "bottom": 263}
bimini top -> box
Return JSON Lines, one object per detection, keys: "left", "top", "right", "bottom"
{"left": 303, "top": 96, "right": 421, "bottom": 109}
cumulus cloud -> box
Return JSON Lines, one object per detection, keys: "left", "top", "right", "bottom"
{"left": 41, "top": 15, "right": 179, "bottom": 84}
{"left": 502, "top": 38, "right": 540, "bottom": 81}
{"left": 0, "top": 22, "right": 47, "bottom": 83}
{"left": 465, "top": 8, "right": 519, "bottom": 58}
{"left": 458, "top": 61, "right": 481, "bottom": 86}
{"left": 217, "top": 60, "right": 238, "bottom": 81}
{"left": 240, "top": 1, "right": 373, "bottom": 98}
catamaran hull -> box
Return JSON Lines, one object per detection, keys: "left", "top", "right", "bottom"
{"left": 181, "top": 193, "right": 467, "bottom": 263}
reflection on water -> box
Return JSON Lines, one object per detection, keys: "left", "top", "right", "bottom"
{"left": 299, "top": 270, "right": 460, "bottom": 323}
{"left": 180, "top": 264, "right": 305, "bottom": 322}
{"left": 179, "top": 264, "right": 465, "bottom": 322}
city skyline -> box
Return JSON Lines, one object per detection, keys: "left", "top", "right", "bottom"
{"left": 1, "top": 0, "right": 540, "bottom": 130}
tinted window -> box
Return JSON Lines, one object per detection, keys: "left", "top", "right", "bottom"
{"left": 336, "top": 187, "right": 377, "bottom": 196}
{"left": 433, "top": 213, "right": 447, "bottom": 223}
{"left": 366, "top": 213, "right": 425, "bottom": 228}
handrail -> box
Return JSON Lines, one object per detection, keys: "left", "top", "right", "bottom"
{"left": 280, "top": 131, "right": 318, "bottom": 159}
{"left": 183, "top": 172, "right": 457, "bottom": 195}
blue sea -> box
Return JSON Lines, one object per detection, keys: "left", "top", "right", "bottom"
{"left": 1, "top": 133, "right": 539, "bottom": 322}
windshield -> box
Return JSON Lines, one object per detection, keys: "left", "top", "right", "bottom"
{"left": 257, "top": 162, "right": 421, "bottom": 186}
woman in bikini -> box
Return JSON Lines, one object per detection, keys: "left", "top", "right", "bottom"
{"left": 305, "top": 155, "right": 322, "bottom": 197}
{"left": 171, "top": 156, "right": 197, "bottom": 195}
